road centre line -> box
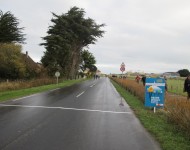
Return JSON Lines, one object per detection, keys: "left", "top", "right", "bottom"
{"left": 49, "top": 88, "right": 61, "bottom": 92}
{"left": 76, "top": 91, "right": 85, "bottom": 98}
{"left": 90, "top": 83, "right": 96, "bottom": 87}
{"left": 0, "top": 104, "right": 132, "bottom": 114}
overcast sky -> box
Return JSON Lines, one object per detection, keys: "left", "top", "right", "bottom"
{"left": 1, "top": 0, "right": 190, "bottom": 74}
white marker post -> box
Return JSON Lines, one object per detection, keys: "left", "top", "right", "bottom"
{"left": 55, "top": 71, "right": 60, "bottom": 84}
{"left": 154, "top": 107, "right": 156, "bottom": 113}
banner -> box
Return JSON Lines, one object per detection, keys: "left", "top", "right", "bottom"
{"left": 145, "top": 78, "right": 165, "bottom": 108}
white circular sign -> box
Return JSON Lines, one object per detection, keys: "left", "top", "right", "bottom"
{"left": 121, "top": 62, "right": 125, "bottom": 68}
{"left": 55, "top": 71, "right": 60, "bottom": 77}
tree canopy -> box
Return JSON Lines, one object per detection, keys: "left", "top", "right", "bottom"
{"left": 0, "top": 10, "right": 25, "bottom": 43}
{"left": 40, "top": 6, "right": 105, "bottom": 78}
{"left": 178, "top": 69, "right": 190, "bottom": 77}
{"left": 0, "top": 43, "right": 26, "bottom": 79}
{"left": 80, "top": 49, "right": 96, "bottom": 72}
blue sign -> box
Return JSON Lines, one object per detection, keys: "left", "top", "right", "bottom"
{"left": 145, "top": 78, "right": 165, "bottom": 108}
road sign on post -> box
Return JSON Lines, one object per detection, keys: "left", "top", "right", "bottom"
{"left": 119, "top": 62, "right": 125, "bottom": 106}
{"left": 120, "top": 62, "right": 125, "bottom": 72}
{"left": 55, "top": 71, "right": 60, "bottom": 84}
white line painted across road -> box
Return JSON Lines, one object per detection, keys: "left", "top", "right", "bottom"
{"left": 0, "top": 104, "right": 132, "bottom": 114}
{"left": 76, "top": 91, "right": 85, "bottom": 98}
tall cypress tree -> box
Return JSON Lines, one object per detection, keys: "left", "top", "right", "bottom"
{"left": 0, "top": 10, "right": 26, "bottom": 43}
{"left": 41, "top": 6, "right": 105, "bottom": 78}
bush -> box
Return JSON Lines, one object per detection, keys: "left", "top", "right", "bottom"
{"left": 165, "top": 95, "right": 190, "bottom": 136}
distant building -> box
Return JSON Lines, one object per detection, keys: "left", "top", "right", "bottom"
{"left": 22, "top": 51, "right": 45, "bottom": 77}
{"left": 96, "top": 70, "right": 101, "bottom": 76}
{"left": 22, "top": 51, "right": 39, "bottom": 70}
{"left": 162, "top": 72, "right": 180, "bottom": 78}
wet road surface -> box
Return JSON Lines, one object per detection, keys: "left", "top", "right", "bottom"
{"left": 0, "top": 77, "right": 161, "bottom": 150}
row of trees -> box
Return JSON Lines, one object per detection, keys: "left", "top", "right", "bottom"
{"left": 0, "top": 7, "right": 105, "bottom": 79}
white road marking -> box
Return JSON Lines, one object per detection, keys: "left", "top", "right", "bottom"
{"left": 76, "top": 91, "right": 85, "bottom": 98}
{"left": 90, "top": 83, "right": 96, "bottom": 87}
{"left": 0, "top": 104, "right": 132, "bottom": 114}
{"left": 12, "top": 88, "right": 61, "bottom": 102}
{"left": 13, "top": 95, "right": 37, "bottom": 101}
{"left": 49, "top": 88, "right": 60, "bottom": 92}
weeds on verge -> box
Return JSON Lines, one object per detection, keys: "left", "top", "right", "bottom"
{"left": 112, "top": 77, "right": 190, "bottom": 138}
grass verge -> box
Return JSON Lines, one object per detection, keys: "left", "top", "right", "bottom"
{"left": 0, "top": 79, "right": 86, "bottom": 102}
{"left": 111, "top": 80, "right": 190, "bottom": 150}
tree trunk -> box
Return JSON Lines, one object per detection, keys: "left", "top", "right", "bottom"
{"left": 68, "top": 44, "right": 82, "bottom": 79}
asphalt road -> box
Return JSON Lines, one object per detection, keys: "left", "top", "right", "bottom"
{"left": 0, "top": 77, "right": 161, "bottom": 150}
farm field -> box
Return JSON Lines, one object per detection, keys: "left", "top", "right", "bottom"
{"left": 167, "top": 78, "right": 186, "bottom": 96}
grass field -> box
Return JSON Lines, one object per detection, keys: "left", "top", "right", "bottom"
{"left": 167, "top": 78, "right": 187, "bottom": 96}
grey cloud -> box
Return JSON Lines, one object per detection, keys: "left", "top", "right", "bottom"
{"left": 1, "top": 0, "right": 190, "bottom": 74}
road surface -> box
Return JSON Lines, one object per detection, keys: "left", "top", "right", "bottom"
{"left": 0, "top": 77, "right": 161, "bottom": 150}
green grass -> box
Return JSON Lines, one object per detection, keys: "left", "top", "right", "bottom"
{"left": 167, "top": 79, "right": 186, "bottom": 96}
{"left": 0, "top": 79, "right": 86, "bottom": 102}
{"left": 111, "top": 80, "right": 190, "bottom": 150}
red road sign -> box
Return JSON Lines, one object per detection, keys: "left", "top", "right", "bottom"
{"left": 120, "top": 67, "right": 125, "bottom": 72}
{"left": 120, "top": 62, "right": 125, "bottom": 72}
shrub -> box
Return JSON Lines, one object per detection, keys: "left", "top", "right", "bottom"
{"left": 165, "top": 95, "right": 190, "bottom": 136}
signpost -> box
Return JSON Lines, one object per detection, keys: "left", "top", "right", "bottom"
{"left": 120, "top": 62, "right": 125, "bottom": 73}
{"left": 120, "top": 62, "right": 125, "bottom": 106}
{"left": 144, "top": 78, "right": 166, "bottom": 113}
{"left": 55, "top": 71, "right": 60, "bottom": 84}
